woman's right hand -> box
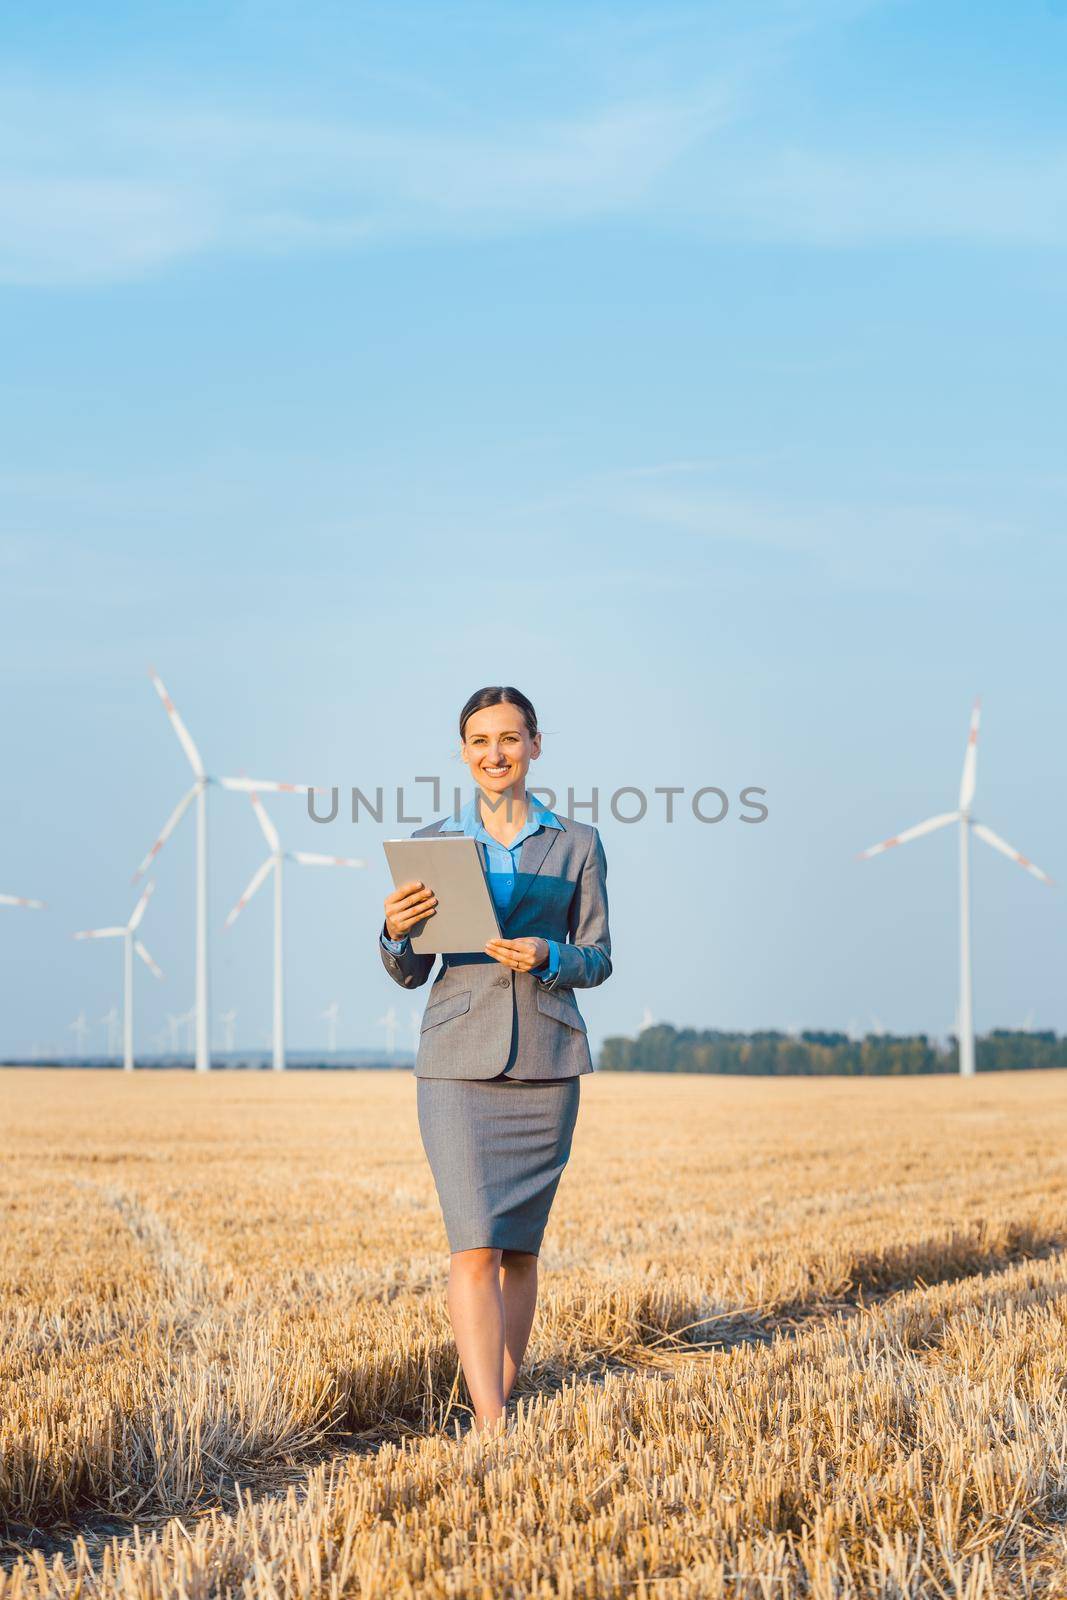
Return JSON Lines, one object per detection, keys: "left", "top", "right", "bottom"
{"left": 384, "top": 880, "right": 437, "bottom": 941}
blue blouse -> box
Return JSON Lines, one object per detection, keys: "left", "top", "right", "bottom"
{"left": 380, "top": 792, "right": 562, "bottom": 985}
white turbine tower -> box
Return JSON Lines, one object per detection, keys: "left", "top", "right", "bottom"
{"left": 133, "top": 669, "right": 317, "bottom": 1075}
{"left": 224, "top": 791, "right": 366, "bottom": 1072}
{"left": 0, "top": 893, "right": 46, "bottom": 910}
{"left": 377, "top": 1006, "right": 398, "bottom": 1055}
{"left": 322, "top": 1001, "right": 340, "bottom": 1054}
{"left": 74, "top": 882, "right": 164, "bottom": 1072}
{"left": 68, "top": 1012, "right": 89, "bottom": 1058}
{"left": 859, "top": 699, "right": 1053, "bottom": 1077}
{"left": 100, "top": 1006, "right": 120, "bottom": 1057}
{"left": 638, "top": 1006, "right": 655, "bottom": 1033}
{"left": 408, "top": 1006, "right": 421, "bottom": 1052}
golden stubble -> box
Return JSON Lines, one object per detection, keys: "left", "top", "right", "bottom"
{"left": 1, "top": 1067, "right": 1065, "bottom": 1597}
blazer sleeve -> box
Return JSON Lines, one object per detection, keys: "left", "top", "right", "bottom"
{"left": 379, "top": 921, "right": 436, "bottom": 989}
{"left": 551, "top": 827, "right": 612, "bottom": 991}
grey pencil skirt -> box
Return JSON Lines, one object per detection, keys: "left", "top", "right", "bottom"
{"left": 416, "top": 1072, "right": 581, "bottom": 1255}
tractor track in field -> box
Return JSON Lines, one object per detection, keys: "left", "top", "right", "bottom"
{"left": 5, "top": 1235, "right": 1065, "bottom": 1577}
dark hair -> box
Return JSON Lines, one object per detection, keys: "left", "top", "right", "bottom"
{"left": 459, "top": 686, "right": 539, "bottom": 742}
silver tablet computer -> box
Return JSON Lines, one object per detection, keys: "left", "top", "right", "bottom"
{"left": 383, "top": 837, "right": 501, "bottom": 954}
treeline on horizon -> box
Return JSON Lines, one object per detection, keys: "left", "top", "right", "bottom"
{"left": 597, "top": 1026, "right": 1067, "bottom": 1076}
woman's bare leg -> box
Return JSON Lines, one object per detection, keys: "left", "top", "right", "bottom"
{"left": 499, "top": 1249, "right": 539, "bottom": 1401}
{"left": 447, "top": 1247, "right": 506, "bottom": 1427}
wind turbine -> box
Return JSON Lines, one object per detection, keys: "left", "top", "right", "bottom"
{"left": 377, "top": 1006, "right": 398, "bottom": 1055}
{"left": 322, "top": 1001, "right": 340, "bottom": 1054}
{"left": 637, "top": 1006, "right": 655, "bottom": 1033}
{"left": 74, "top": 882, "right": 164, "bottom": 1072}
{"left": 133, "top": 669, "right": 316, "bottom": 1075}
{"left": 179, "top": 1009, "right": 196, "bottom": 1053}
{"left": 219, "top": 1008, "right": 238, "bottom": 1052}
{"left": 68, "top": 1012, "right": 89, "bottom": 1058}
{"left": 408, "top": 1006, "right": 420, "bottom": 1052}
{"left": 858, "top": 699, "right": 1053, "bottom": 1077}
{"left": 224, "top": 791, "right": 366, "bottom": 1072}
{"left": 100, "top": 1006, "right": 120, "bottom": 1057}
{"left": 0, "top": 893, "right": 46, "bottom": 909}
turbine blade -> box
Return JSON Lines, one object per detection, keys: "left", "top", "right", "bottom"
{"left": 224, "top": 857, "right": 275, "bottom": 929}
{"left": 73, "top": 927, "right": 126, "bottom": 940}
{"left": 0, "top": 894, "right": 46, "bottom": 909}
{"left": 128, "top": 878, "right": 156, "bottom": 932}
{"left": 132, "top": 782, "right": 199, "bottom": 881}
{"left": 134, "top": 939, "right": 164, "bottom": 979}
{"left": 149, "top": 668, "right": 206, "bottom": 778}
{"left": 290, "top": 851, "right": 367, "bottom": 868}
{"left": 248, "top": 791, "right": 281, "bottom": 853}
{"left": 857, "top": 811, "right": 960, "bottom": 859}
{"left": 972, "top": 822, "right": 1054, "bottom": 885}
{"left": 958, "top": 696, "right": 981, "bottom": 810}
{"left": 218, "top": 777, "right": 318, "bottom": 795}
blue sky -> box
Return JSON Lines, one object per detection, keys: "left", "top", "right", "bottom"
{"left": 2, "top": 0, "right": 1065, "bottom": 1057}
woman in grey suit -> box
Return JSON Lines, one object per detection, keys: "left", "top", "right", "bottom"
{"left": 380, "top": 685, "right": 611, "bottom": 1430}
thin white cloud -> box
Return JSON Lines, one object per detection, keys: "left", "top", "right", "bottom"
{"left": 523, "top": 468, "right": 1022, "bottom": 591}
{"left": 0, "top": 176, "right": 217, "bottom": 285}
{"left": 2, "top": 0, "right": 1065, "bottom": 286}
{"left": 0, "top": 88, "right": 726, "bottom": 284}
{"left": 682, "top": 144, "right": 1067, "bottom": 247}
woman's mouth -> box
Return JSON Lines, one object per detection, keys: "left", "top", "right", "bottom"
{"left": 483, "top": 764, "right": 510, "bottom": 776}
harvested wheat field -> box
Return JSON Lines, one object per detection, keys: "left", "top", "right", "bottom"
{"left": 1, "top": 1066, "right": 1066, "bottom": 1598}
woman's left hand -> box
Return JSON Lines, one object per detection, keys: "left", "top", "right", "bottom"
{"left": 484, "top": 937, "right": 550, "bottom": 972}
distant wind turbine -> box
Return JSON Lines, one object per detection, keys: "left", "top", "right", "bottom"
{"left": 408, "top": 1006, "right": 421, "bottom": 1052}
{"left": 74, "top": 882, "right": 164, "bottom": 1072}
{"left": 637, "top": 1007, "right": 654, "bottom": 1033}
{"left": 224, "top": 791, "right": 366, "bottom": 1072}
{"left": 859, "top": 699, "right": 1053, "bottom": 1077}
{"left": 178, "top": 1009, "right": 196, "bottom": 1053}
{"left": 219, "top": 1008, "right": 238, "bottom": 1052}
{"left": 322, "top": 1001, "right": 340, "bottom": 1053}
{"left": 133, "top": 668, "right": 317, "bottom": 1075}
{"left": 0, "top": 893, "right": 46, "bottom": 909}
{"left": 100, "top": 1005, "right": 120, "bottom": 1057}
{"left": 68, "top": 1012, "right": 89, "bottom": 1058}
{"left": 377, "top": 1006, "right": 398, "bottom": 1054}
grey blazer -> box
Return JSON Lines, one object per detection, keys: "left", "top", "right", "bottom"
{"left": 379, "top": 815, "right": 611, "bottom": 1079}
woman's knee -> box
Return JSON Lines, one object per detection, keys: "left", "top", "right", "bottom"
{"left": 500, "top": 1249, "right": 538, "bottom": 1272}
{"left": 450, "top": 1246, "right": 502, "bottom": 1279}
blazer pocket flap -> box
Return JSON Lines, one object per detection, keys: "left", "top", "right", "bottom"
{"left": 420, "top": 991, "right": 472, "bottom": 1032}
{"left": 535, "top": 988, "right": 588, "bottom": 1033}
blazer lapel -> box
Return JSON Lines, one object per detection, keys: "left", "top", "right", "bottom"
{"left": 503, "top": 826, "right": 562, "bottom": 926}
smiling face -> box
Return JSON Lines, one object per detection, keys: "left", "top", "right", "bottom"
{"left": 460, "top": 702, "right": 541, "bottom": 802}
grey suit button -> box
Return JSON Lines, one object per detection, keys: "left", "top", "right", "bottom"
{"left": 496, "top": 976, "right": 509, "bottom": 987}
